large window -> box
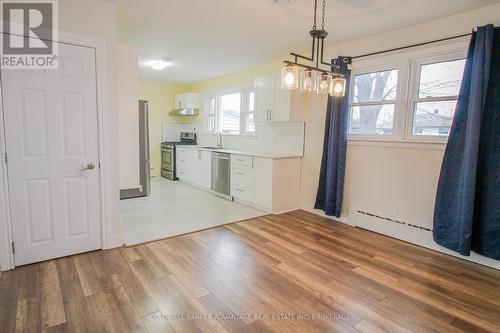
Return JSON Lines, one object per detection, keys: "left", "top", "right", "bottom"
{"left": 205, "top": 89, "right": 255, "bottom": 135}
{"left": 410, "top": 59, "right": 466, "bottom": 136}
{"left": 348, "top": 43, "right": 467, "bottom": 142}
{"left": 350, "top": 69, "right": 399, "bottom": 135}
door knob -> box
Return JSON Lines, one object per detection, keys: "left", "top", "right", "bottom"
{"left": 81, "top": 162, "right": 96, "bottom": 170}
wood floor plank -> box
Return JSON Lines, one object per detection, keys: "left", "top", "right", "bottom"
{"left": 0, "top": 269, "right": 18, "bottom": 332}
{"left": 39, "top": 260, "right": 65, "bottom": 329}
{"left": 1, "top": 210, "right": 499, "bottom": 332}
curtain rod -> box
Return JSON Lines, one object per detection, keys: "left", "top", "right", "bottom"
{"left": 351, "top": 32, "right": 473, "bottom": 60}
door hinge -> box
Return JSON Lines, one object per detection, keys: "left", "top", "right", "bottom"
{"left": 11, "top": 241, "right": 15, "bottom": 254}
{"left": 4, "top": 152, "right": 7, "bottom": 164}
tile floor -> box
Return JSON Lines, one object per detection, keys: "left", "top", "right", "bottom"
{"left": 120, "top": 177, "right": 268, "bottom": 245}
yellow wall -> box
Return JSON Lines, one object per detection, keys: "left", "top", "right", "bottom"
{"left": 184, "top": 61, "right": 283, "bottom": 114}
{"left": 138, "top": 81, "right": 201, "bottom": 177}
{"left": 139, "top": 62, "right": 284, "bottom": 178}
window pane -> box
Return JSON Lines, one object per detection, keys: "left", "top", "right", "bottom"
{"left": 248, "top": 92, "right": 255, "bottom": 111}
{"left": 220, "top": 93, "right": 241, "bottom": 134}
{"left": 412, "top": 100, "right": 457, "bottom": 136}
{"left": 349, "top": 104, "right": 395, "bottom": 135}
{"left": 418, "top": 59, "right": 465, "bottom": 98}
{"left": 353, "top": 69, "right": 398, "bottom": 103}
{"left": 245, "top": 113, "right": 255, "bottom": 132}
{"left": 207, "top": 115, "right": 215, "bottom": 132}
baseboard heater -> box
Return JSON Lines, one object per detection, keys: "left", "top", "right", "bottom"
{"left": 355, "top": 210, "right": 432, "bottom": 232}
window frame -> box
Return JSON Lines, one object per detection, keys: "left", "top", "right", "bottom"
{"left": 241, "top": 90, "right": 255, "bottom": 135}
{"left": 348, "top": 41, "right": 468, "bottom": 144}
{"left": 205, "top": 94, "right": 217, "bottom": 134}
{"left": 404, "top": 51, "right": 466, "bottom": 142}
{"left": 348, "top": 60, "right": 409, "bottom": 141}
{"left": 204, "top": 86, "right": 256, "bottom": 136}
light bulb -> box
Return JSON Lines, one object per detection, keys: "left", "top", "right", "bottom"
{"left": 317, "top": 73, "right": 332, "bottom": 94}
{"left": 300, "top": 69, "right": 316, "bottom": 92}
{"left": 281, "top": 64, "right": 299, "bottom": 89}
{"left": 330, "top": 77, "right": 346, "bottom": 97}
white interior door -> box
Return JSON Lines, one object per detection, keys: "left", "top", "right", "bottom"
{"left": 1, "top": 42, "right": 102, "bottom": 266}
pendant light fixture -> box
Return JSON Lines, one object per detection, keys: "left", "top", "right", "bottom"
{"left": 281, "top": 0, "right": 346, "bottom": 97}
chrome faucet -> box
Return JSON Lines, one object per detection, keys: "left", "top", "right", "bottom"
{"left": 216, "top": 131, "right": 223, "bottom": 148}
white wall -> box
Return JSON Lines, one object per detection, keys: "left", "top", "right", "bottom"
{"left": 117, "top": 43, "right": 140, "bottom": 190}
{"left": 299, "top": 4, "right": 500, "bottom": 266}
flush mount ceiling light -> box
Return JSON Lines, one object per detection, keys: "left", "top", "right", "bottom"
{"left": 147, "top": 59, "right": 171, "bottom": 71}
{"left": 281, "top": 0, "right": 346, "bottom": 97}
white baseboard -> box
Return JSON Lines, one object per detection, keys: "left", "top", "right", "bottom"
{"left": 299, "top": 203, "right": 354, "bottom": 226}
{"left": 300, "top": 203, "right": 499, "bottom": 271}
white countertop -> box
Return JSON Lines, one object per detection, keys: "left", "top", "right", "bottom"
{"left": 177, "top": 145, "right": 303, "bottom": 159}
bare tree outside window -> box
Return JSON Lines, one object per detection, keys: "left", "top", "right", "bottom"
{"left": 350, "top": 69, "right": 398, "bottom": 135}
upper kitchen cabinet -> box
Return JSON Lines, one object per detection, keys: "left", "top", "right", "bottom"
{"left": 254, "top": 73, "right": 305, "bottom": 122}
{"left": 174, "top": 93, "right": 200, "bottom": 109}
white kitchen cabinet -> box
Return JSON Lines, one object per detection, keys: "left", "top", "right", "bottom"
{"left": 177, "top": 148, "right": 211, "bottom": 189}
{"left": 252, "top": 157, "right": 273, "bottom": 209}
{"left": 176, "top": 147, "right": 196, "bottom": 182}
{"left": 254, "top": 75, "right": 274, "bottom": 122}
{"left": 254, "top": 73, "right": 304, "bottom": 122}
{"left": 174, "top": 93, "right": 199, "bottom": 109}
{"left": 194, "top": 149, "right": 211, "bottom": 189}
{"left": 230, "top": 154, "right": 301, "bottom": 213}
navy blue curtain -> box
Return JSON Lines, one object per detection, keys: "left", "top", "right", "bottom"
{"left": 433, "top": 24, "right": 500, "bottom": 260}
{"left": 314, "top": 57, "right": 351, "bottom": 217}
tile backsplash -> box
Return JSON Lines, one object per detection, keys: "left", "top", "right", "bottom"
{"left": 162, "top": 122, "right": 305, "bottom": 156}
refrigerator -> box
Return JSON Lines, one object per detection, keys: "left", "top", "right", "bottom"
{"left": 120, "top": 100, "right": 151, "bottom": 199}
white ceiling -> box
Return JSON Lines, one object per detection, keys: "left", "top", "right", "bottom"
{"left": 108, "top": 0, "right": 499, "bottom": 84}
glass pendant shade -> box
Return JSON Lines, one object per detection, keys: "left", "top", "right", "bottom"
{"left": 300, "top": 69, "right": 317, "bottom": 92}
{"left": 317, "top": 72, "right": 332, "bottom": 95}
{"left": 281, "top": 64, "right": 299, "bottom": 89}
{"left": 330, "top": 77, "right": 346, "bottom": 97}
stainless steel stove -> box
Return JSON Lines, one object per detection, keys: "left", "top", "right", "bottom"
{"left": 161, "top": 132, "right": 197, "bottom": 180}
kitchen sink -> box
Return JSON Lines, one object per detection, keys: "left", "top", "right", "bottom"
{"left": 200, "top": 146, "right": 224, "bottom": 150}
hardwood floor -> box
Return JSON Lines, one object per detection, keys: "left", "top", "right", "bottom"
{"left": 1, "top": 210, "right": 499, "bottom": 332}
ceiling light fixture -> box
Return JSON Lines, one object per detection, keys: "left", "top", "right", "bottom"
{"left": 281, "top": 0, "right": 346, "bottom": 97}
{"left": 147, "top": 59, "right": 171, "bottom": 71}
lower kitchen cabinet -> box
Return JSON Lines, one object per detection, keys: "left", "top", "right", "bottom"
{"left": 176, "top": 148, "right": 211, "bottom": 189}
{"left": 231, "top": 154, "right": 301, "bottom": 213}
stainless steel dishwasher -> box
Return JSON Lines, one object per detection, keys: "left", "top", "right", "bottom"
{"left": 211, "top": 152, "right": 231, "bottom": 199}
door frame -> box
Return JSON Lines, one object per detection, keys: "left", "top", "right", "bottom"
{"left": 0, "top": 31, "right": 117, "bottom": 270}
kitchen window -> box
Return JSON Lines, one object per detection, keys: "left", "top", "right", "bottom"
{"left": 348, "top": 42, "right": 468, "bottom": 143}
{"left": 205, "top": 88, "right": 255, "bottom": 135}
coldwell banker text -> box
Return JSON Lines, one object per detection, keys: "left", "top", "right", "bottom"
{"left": 1, "top": 0, "right": 58, "bottom": 69}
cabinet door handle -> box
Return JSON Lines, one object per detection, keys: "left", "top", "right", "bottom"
{"left": 236, "top": 172, "right": 244, "bottom": 175}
